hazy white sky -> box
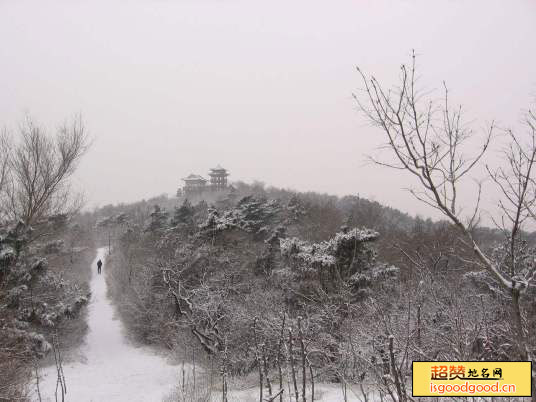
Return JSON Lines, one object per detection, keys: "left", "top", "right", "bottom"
{"left": 1, "top": 0, "right": 535, "bottom": 219}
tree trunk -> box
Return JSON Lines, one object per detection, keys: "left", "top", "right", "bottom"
{"left": 511, "top": 287, "right": 535, "bottom": 402}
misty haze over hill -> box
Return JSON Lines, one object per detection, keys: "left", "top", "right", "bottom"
{"left": 1, "top": 0, "right": 535, "bottom": 222}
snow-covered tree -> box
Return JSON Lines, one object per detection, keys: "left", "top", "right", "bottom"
{"left": 171, "top": 199, "right": 195, "bottom": 228}
{"left": 145, "top": 205, "right": 169, "bottom": 234}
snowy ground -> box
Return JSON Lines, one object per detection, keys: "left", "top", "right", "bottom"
{"left": 33, "top": 248, "right": 180, "bottom": 402}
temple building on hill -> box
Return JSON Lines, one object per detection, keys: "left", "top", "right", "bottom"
{"left": 208, "top": 165, "right": 229, "bottom": 191}
{"left": 181, "top": 174, "right": 208, "bottom": 195}
{"left": 180, "top": 165, "right": 230, "bottom": 196}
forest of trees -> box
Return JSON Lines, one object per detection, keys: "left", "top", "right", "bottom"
{"left": 94, "top": 176, "right": 534, "bottom": 401}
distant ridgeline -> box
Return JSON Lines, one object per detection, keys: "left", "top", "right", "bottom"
{"left": 177, "top": 165, "right": 235, "bottom": 197}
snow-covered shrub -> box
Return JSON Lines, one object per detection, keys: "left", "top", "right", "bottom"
{"left": 0, "top": 221, "right": 32, "bottom": 258}
{"left": 145, "top": 205, "right": 170, "bottom": 233}
{"left": 43, "top": 239, "right": 65, "bottom": 254}
{"left": 6, "top": 284, "right": 28, "bottom": 307}
{"left": 0, "top": 245, "right": 15, "bottom": 270}
{"left": 4, "top": 327, "right": 52, "bottom": 355}
{"left": 349, "top": 263, "right": 399, "bottom": 290}
{"left": 281, "top": 228, "right": 379, "bottom": 278}
{"left": 284, "top": 195, "right": 307, "bottom": 224}
{"left": 199, "top": 196, "right": 281, "bottom": 236}
{"left": 280, "top": 237, "right": 337, "bottom": 270}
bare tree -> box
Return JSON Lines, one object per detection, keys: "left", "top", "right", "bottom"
{"left": 486, "top": 108, "right": 536, "bottom": 362}
{"left": 354, "top": 52, "right": 499, "bottom": 282}
{"left": 354, "top": 51, "right": 536, "bottom": 398}
{"left": 487, "top": 110, "right": 536, "bottom": 261}
{"left": 0, "top": 129, "right": 12, "bottom": 219}
{"left": 4, "top": 115, "right": 89, "bottom": 226}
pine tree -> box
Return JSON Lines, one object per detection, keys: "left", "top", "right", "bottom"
{"left": 172, "top": 199, "right": 195, "bottom": 227}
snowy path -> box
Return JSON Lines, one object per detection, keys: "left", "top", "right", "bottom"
{"left": 34, "top": 248, "right": 179, "bottom": 402}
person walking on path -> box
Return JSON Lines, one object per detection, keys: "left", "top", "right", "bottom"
{"left": 97, "top": 259, "right": 103, "bottom": 275}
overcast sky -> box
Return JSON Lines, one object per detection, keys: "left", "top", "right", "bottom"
{"left": 1, "top": 0, "right": 535, "bottom": 220}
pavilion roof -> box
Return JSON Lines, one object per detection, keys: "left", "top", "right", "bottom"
{"left": 210, "top": 164, "right": 227, "bottom": 172}
{"left": 182, "top": 174, "right": 207, "bottom": 182}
